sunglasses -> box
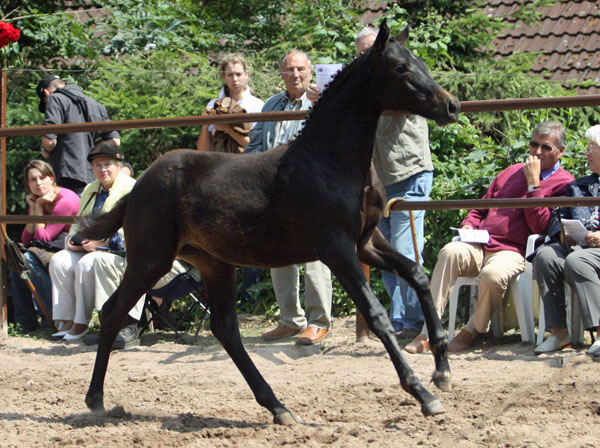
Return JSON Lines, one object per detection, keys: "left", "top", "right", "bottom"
{"left": 529, "top": 140, "right": 556, "bottom": 152}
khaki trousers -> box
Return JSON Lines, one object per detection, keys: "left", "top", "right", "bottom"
{"left": 424, "top": 241, "right": 525, "bottom": 336}
{"left": 271, "top": 261, "right": 332, "bottom": 330}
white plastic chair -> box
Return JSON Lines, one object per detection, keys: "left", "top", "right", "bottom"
{"left": 447, "top": 234, "right": 540, "bottom": 343}
{"left": 536, "top": 283, "right": 584, "bottom": 346}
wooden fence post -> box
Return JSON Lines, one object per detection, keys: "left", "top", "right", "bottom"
{"left": 0, "top": 68, "right": 8, "bottom": 337}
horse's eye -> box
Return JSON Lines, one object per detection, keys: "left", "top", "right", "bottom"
{"left": 395, "top": 63, "right": 408, "bottom": 73}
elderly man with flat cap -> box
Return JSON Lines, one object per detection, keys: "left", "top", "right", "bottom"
{"left": 36, "top": 74, "right": 120, "bottom": 196}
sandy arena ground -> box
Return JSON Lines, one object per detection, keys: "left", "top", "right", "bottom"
{"left": 0, "top": 315, "right": 599, "bottom": 448}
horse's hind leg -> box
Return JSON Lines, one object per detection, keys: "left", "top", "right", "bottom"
{"left": 320, "top": 236, "right": 444, "bottom": 416}
{"left": 196, "top": 256, "right": 296, "bottom": 425}
{"left": 85, "top": 257, "right": 173, "bottom": 413}
{"left": 358, "top": 228, "right": 450, "bottom": 392}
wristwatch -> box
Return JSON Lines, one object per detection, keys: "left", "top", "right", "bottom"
{"left": 527, "top": 185, "right": 539, "bottom": 191}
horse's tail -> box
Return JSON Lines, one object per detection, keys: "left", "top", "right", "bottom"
{"left": 77, "top": 193, "right": 129, "bottom": 241}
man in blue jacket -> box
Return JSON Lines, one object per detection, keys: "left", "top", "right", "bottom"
{"left": 245, "top": 50, "right": 333, "bottom": 345}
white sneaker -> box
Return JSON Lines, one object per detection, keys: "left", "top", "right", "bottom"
{"left": 63, "top": 328, "right": 89, "bottom": 341}
{"left": 586, "top": 339, "right": 600, "bottom": 356}
{"left": 534, "top": 334, "right": 571, "bottom": 355}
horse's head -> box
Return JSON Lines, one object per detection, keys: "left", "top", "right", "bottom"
{"left": 370, "top": 20, "right": 459, "bottom": 126}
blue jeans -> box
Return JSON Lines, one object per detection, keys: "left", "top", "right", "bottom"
{"left": 10, "top": 251, "right": 53, "bottom": 328}
{"left": 378, "top": 171, "right": 433, "bottom": 332}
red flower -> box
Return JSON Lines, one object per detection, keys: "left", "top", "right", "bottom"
{"left": 0, "top": 21, "right": 20, "bottom": 49}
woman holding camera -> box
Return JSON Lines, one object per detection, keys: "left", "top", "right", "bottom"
{"left": 49, "top": 142, "right": 135, "bottom": 340}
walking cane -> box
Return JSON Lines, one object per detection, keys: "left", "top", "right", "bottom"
{"left": 1, "top": 225, "right": 56, "bottom": 332}
{"left": 384, "top": 198, "right": 420, "bottom": 263}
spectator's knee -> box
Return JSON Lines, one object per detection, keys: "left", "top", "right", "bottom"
{"left": 437, "top": 241, "right": 461, "bottom": 263}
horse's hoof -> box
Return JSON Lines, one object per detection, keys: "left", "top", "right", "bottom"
{"left": 421, "top": 399, "right": 445, "bottom": 417}
{"left": 273, "top": 411, "right": 297, "bottom": 425}
{"left": 85, "top": 392, "right": 105, "bottom": 414}
{"left": 356, "top": 335, "right": 369, "bottom": 343}
{"left": 432, "top": 370, "right": 452, "bottom": 392}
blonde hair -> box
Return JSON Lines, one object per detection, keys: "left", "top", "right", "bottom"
{"left": 219, "top": 53, "right": 248, "bottom": 73}
{"left": 23, "top": 159, "right": 56, "bottom": 194}
{"left": 585, "top": 124, "right": 600, "bottom": 146}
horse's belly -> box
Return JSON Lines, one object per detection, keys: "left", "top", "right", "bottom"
{"left": 184, "top": 225, "right": 320, "bottom": 269}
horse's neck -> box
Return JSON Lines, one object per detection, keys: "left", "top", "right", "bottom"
{"left": 288, "top": 87, "right": 381, "bottom": 177}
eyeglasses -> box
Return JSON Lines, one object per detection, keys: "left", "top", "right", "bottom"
{"left": 587, "top": 143, "right": 600, "bottom": 152}
{"left": 280, "top": 67, "right": 309, "bottom": 77}
{"left": 92, "top": 161, "right": 116, "bottom": 171}
{"left": 529, "top": 140, "right": 556, "bottom": 152}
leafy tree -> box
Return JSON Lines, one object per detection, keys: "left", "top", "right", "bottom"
{"left": 2, "top": 0, "right": 599, "bottom": 320}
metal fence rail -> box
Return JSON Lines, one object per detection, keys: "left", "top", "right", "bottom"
{"left": 3, "top": 197, "right": 600, "bottom": 226}
{"left": 2, "top": 95, "right": 600, "bottom": 138}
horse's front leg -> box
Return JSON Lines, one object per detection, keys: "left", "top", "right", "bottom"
{"left": 319, "top": 236, "right": 444, "bottom": 416}
{"left": 358, "top": 228, "right": 451, "bottom": 392}
{"left": 202, "top": 260, "right": 296, "bottom": 425}
{"left": 85, "top": 284, "right": 137, "bottom": 412}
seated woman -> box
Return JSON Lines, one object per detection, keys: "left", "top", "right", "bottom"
{"left": 79, "top": 254, "right": 188, "bottom": 349}
{"left": 196, "top": 53, "right": 264, "bottom": 152}
{"left": 534, "top": 124, "right": 600, "bottom": 356}
{"left": 48, "top": 141, "right": 135, "bottom": 340}
{"left": 10, "top": 160, "right": 79, "bottom": 332}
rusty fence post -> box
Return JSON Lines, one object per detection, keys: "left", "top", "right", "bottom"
{"left": 0, "top": 68, "right": 7, "bottom": 337}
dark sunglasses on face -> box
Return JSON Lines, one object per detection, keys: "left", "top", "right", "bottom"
{"left": 529, "top": 140, "right": 556, "bottom": 152}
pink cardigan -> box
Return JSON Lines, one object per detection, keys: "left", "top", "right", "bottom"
{"left": 21, "top": 187, "right": 80, "bottom": 246}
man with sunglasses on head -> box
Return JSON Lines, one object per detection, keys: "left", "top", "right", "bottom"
{"left": 406, "top": 121, "right": 574, "bottom": 354}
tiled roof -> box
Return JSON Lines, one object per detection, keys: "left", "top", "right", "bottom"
{"left": 485, "top": 0, "right": 600, "bottom": 94}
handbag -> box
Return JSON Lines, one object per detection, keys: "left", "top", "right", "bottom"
{"left": 26, "top": 230, "right": 69, "bottom": 268}
{"left": 29, "top": 230, "right": 68, "bottom": 252}
{"left": 26, "top": 247, "right": 54, "bottom": 269}
{"left": 3, "top": 237, "right": 28, "bottom": 274}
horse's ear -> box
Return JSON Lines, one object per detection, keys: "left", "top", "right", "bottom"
{"left": 395, "top": 26, "right": 410, "bottom": 45}
{"left": 374, "top": 19, "right": 390, "bottom": 52}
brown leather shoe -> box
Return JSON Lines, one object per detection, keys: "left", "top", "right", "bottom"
{"left": 261, "top": 324, "right": 302, "bottom": 341}
{"left": 448, "top": 329, "right": 476, "bottom": 352}
{"left": 296, "top": 326, "right": 329, "bottom": 345}
{"left": 404, "top": 334, "right": 430, "bottom": 354}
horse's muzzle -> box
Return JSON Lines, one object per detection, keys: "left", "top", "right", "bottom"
{"left": 434, "top": 94, "right": 460, "bottom": 126}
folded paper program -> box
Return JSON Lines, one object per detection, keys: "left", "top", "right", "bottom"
{"left": 451, "top": 227, "right": 490, "bottom": 244}
{"left": 561, "top": 219, "right": 589, "bottom": 246}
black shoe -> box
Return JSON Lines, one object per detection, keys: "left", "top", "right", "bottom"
{"left": 113, "top": 325, "right": 140, "bottom": 349}
{"left": 82, "top": 332, "right": 100, "bottom": 346}
{"left": 82, "top": 326, "right": 140, "bottom": 350}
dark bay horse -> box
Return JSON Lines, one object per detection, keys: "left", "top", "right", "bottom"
{"left": 78, "top": 21, "right": 459, "bottom": 424}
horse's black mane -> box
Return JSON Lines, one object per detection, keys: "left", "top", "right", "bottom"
{"left": 289, "top": 49, "right": 373, "bottom": 148}
{"left": 314, "top": 51, "right": 371, "bottom": 108}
